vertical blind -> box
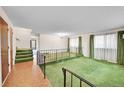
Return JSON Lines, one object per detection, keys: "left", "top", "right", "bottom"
{"left": 94, "top": 33, "right": 117, "bottom": 63}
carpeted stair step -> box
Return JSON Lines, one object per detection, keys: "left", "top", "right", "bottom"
{"left": 15, "top": 48, "right": 33, "bottom": 63}
{"left": 16, "top": 51, "right": 32, "bottom": 55}
{"left": 15, "top": 57, "right": 33, "bottom": 63}
{"left": 16, "top": 49, "right": 32, "bottom": 52}
{"left": 16, "top": 54, "right": 33, "bottom": 59}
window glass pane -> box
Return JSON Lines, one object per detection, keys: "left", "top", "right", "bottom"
{"left": 70, "top": 38, "right": 78, "bottom": 48}
{"left": 94, "top": 35, "right": 104, "bottom": 48}
{"left": 106, "top": 34, "right": 117, "bottom": 49}
{"left": 94, "top": 33, "right": 117, "bottom": 63}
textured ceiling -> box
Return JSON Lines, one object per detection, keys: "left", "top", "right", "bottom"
{"left": 3, "top": 6, "right": 124, "bottom": 34}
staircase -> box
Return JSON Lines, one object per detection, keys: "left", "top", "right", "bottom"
{"left": 15, "top": 48, "right": 33, "bottom": 63}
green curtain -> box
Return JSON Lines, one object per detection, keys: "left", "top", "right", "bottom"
{"left": 78, "top": 36, "right": 83, "bottom": 55}
{"left": 117, "top": 31, "right": 124, "bottom": 65}
{"left": 89, "top": 35, "right": 94, "bottom": 58}
{"left": 67, "top": 38, "right": 70, "bottom": 52}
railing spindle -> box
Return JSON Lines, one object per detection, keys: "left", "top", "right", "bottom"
{"left": 44, "top": 56, "right": 46, "bottom": 79}
{"left": 71, "top": 73, "right": 73, "bottom": 87}
{"left": 69, "top": 48, "right": 70, "bottom": 58}
{"left": 63, "top": 68, "right": 66, "bottom": 87}
{"left": 56, "top": 49, "right": 57, "bottom": 61}
{"left": 80, "top": 80, "right": 82, "bottom": 87}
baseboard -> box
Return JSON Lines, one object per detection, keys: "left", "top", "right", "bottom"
{"left": 2, "top": 72, "right": 10, "bottom": 87}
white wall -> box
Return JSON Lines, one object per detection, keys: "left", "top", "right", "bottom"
{"left": 14, "top": 27, "right": 32, "bottom": 49}
{"left": 0, "top": 7, "right": 15, "bottom": 86}
{"left": 39, "top": 34, "right": 90, "bottom": 57}
{"left": 40, "top": 34, "right": 67, "bottom": 50}
{"left": 69, "top": 34, "right": 90, "bottom": 57}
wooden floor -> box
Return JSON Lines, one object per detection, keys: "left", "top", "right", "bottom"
{"left": 3, "top": 61, "right": 50, "bottom": 87}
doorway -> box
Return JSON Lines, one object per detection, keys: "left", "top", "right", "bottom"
{"left": 0, "top": 17, "right": 9, "bottom": 83}
{"left": 30, "top": 39, "right": 37, "bottom": 63}
{"left": 30, "top": 40, "right": 36, "bottom": 50}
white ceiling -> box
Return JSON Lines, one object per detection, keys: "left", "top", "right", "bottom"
{"left": 2, "top": 6, "right": 124, "bottom": 34}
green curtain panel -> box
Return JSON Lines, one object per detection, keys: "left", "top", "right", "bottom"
{"left": 78, "top": 36, "right": 83, "bottom": 55}
{"left": 117, "top": 31, "right": 124, "bottom": 65}
{"left": 67, "top": 38, "right": 70, "bottom": 52}
{"left": 89, "top": 35, "right": 94, "bottom": 58}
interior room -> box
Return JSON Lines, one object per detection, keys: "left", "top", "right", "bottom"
{"left": 0, "top": 6, "right": 124, "bottom": 87}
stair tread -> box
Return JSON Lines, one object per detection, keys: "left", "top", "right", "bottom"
{"left": 16, "top": 50, "right": 32, "bottom": 52}
{"left": 16, "top": 49, "right": 32, "bottom": 53}
{"left": 15, "top": 57, "right": 33, "bottom": 60}
{"left": 15, "top": 49, "right": 33, "bottom": 63}
{"left": 16, "top": 56, "right": 33, "bottom": 58}
{"left": 16, "top": 48, "right": 32, "bottom": 50}
{"left": 16, "top": 52, "right": 32, "bottom": 55}
{"left": 16, "top": 54, "right": 33, "bottom": 57}
{"left": 16, "top": 51, "right": 32, "bottom": 53}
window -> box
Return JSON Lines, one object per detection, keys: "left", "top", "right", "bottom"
{"left": 70, "top": 38, "right": 78, "bottom": 48}
{"left": 94, "top": 35, "right": 104, "bottom": 48}
{"left": 123, "top": 34, "right": 124, "bottom": 39}
{"left": 94, "top": 33, "right": 117, "bottom": 63}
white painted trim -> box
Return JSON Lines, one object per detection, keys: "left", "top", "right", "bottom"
{"left": 0, "top": 28, "right": 2, "bottom": 87}
{"left": 2, "top": 72, "right": 10, "bottom": 86}
{"left": 93, "top": 32, "right": 117, "bottom": 36}
{"left": 0, "top": 69, "right": 1, "bottom": 87}
{"left": 0, "top": 65, "right": 2, "bottom": 87}
{"left": 8, "top": 27, "right": 11, "bottom": 72}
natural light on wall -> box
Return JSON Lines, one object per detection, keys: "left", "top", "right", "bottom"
{"left": 55, "top": 32, "right": 70, "bottom": 37}
{"left": 70, "top": 38, "right": 79, "bottom": 48}
{"left": 123, "top": 34, "right": 124, "bottom": 39}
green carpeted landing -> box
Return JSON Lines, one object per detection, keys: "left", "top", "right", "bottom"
{"left": 40, "top": 57, "right": 124, "bottom": 87}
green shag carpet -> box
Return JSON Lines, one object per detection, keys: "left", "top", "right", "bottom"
{"left": 40, "top": 57, "right": 124, "bottom": 87}
{"left": 15, "top": 49, "right": 33, "bottom": 63}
